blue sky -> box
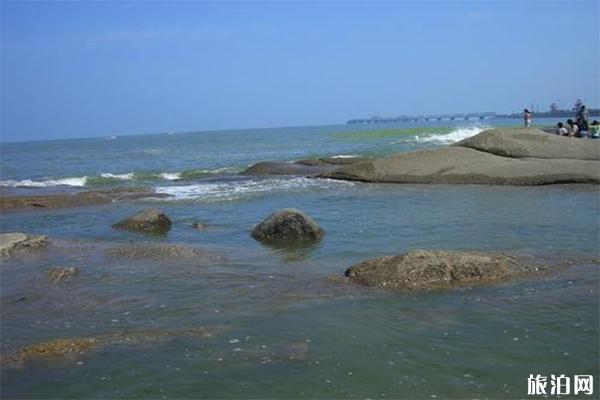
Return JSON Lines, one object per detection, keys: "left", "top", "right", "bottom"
{"left": 1, "top": 1, "right": 598, "bottom": 141}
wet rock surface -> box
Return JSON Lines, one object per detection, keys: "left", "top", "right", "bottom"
{"left": 0, "top": 187, "right": 163, "bottom": 213}
{"left": 242, "top": 157, "right": 366, "bottom": 176}
{"left": 251, "top": 209, "right": 324, "bottom": 243}
{"left": 0, "top": 233, "right": 48, "bottom": 257}
{"left": 345, "top": 250, "right": 545, "bottom": 291}
{"left": 4, "top": 326, "right": 220, "bottom": 369}
{"left": 105, "top": 242, "right": 225, "bottom": 263}
{"left": 45, "top": 266, "right": 79, "bottom": 282}
{"left": 242, "top": 161, "right": 338, "bottom": 177}
{"left": 113, "top": 208, "right": 172, "bottom": 234}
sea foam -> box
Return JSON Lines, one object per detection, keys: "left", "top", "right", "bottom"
{"left": 409, "top": 126, "right": 488, "bottom": 145}
{"left": 154, "top": 177, "right": 353, "bottom": 202}
{"left": 0, "top": 177, "right": 88, "bottom": 187}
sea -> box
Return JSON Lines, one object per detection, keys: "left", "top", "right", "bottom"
{"left": 1, "top": 118, "right": 598, "bottom": 399}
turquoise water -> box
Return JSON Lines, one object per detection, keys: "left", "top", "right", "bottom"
{"left": 1, "top": 119, "right": 599, "bottom": 398}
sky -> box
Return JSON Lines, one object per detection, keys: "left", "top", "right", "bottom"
{"left": 1, "top": 1, "right": 599, "bottom": 142}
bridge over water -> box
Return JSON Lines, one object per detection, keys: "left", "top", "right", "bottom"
{"left": 347, "top": 112, "right": 497, "bottom": 125}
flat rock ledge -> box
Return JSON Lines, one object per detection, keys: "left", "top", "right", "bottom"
{"left": 0, "top": 187, "right": 165, "bottom": 213}
{"left": 113, "top": 208, "right": 172, "bottom": 234}
{"left": 0, "top": 233, "right": 48, "bottom": 257}
{"left": 251, "top": 208, "right": 324, "bottom": 243}
{"left": 243, "top": 157, "right": 367, "bottom": 177}
{"left": 345, "top": 250, "right": 543, "bottom": 291}
{"left": 322, "top": 146, "right": 600, "bottom": 185}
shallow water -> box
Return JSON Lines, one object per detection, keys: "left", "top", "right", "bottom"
{"left": 1, "top": 120, "right": 599, "bottom": 398}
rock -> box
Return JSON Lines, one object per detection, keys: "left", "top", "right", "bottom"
{"left": 454, "top": 128, "right": 600, "bottom": 160}
{"left": 0, "top": 187, "right": 164, "bottom": 213}
{"left": 0, "top": 233, "right": 48, "bottom": 257}
{"left": 296, "top": 157, "right": 369, "bottom": 166}
{"left": 105, "top": 242, "right": 224, "bottom": 263}
{"left": 243, "top": 157, "right": 368, "bottom": 177}
{"left": 345, "top": 250, "right": 542, "bottom": 291}
{"left": 251, "top": 209, "right": 324, "bottom": 242}
{"left": 45, "top": 266, "right": 79, "bottom": 282}
{"left": 243, "top": 161, "right": 338, "bottom": 177}
{"left": 322, "top": 146, "right": 600, "bottom": 185}
{"left": 113, "top": 208, "right": 172, "bottom": 234}
{"left": 4, "top": 326, "right": 220, "bottom": 369}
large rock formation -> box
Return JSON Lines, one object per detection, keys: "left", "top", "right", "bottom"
{"left": 0, "top": 233, "right": 48, "bottom": 257}
{"left": 454, "top": 128, "right": 600, "bottom": 160}
{"left": 321, "top": 131, "right": 600, "bottom": 185}
{"left": 345, "top": 250, "right": 541, "bottom": 291}
{"left": 251, "top": 209, "right": 324, "bottom": 242}
{"left": 112, "top": 208, "right": 172, "bottom": 234}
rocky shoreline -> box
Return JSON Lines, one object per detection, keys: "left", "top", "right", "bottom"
{"left": 247, "top": 128, "right": 600, "bottom": 186}
{"left": 2, "top": 128, "right": 597, "bottom": 215}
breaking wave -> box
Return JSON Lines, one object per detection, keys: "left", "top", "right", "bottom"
{"left": 402, "top": 126, "right": 489, "bottom": 145}
{"left": 0, "top": 177, "right": 89, "bottom": 188}
{"left": 0, "top": 166, "right": 245, "bottom": 188}
{"left": 154, "top": 177, "right": 354, "bottom": 202}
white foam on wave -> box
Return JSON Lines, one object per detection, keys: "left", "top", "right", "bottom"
{"left": 159, "top": 172, "right": 182, "bottom": 180}
{"left": 154, "top": 177, "right": 354, "bottom": 202}
{"left": 414, "top": 126, "right": 488, "bottom": 145}
{"left": 100, "top": 172, "right": 134, "bottom": 180}
{"left": 0, "top": 177, "right": 88, "bottom": 188}
{"left": 331, "top": 154, "right": 359, "bottom": 159}
{"left": 394, "top": 125, "right": 489, "bottom": 145}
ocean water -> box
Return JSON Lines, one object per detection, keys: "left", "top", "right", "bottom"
{"left": 1, "top": 119, "right": 598, "bottom": 399}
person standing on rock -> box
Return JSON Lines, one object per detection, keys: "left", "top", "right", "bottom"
{"left": 576, "top": 105, "right": 590, "bottom": 131}
{"left": 523, "top": 109, "right": 532, "bottom": 127}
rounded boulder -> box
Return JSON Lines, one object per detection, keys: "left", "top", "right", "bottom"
{"left": 113, "top": 208, "right": 172, "bottom": 234}
{"left": 251, "top": 209, "right": 324, "bottom": 243}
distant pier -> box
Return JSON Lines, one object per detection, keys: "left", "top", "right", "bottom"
{"left": 347, "top": 112, "right": 497, "bottom": 125}
{"left": 347, "top": 109, "right": 600, "bottom": 125}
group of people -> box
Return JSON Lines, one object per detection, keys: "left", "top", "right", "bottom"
{"left": 554, "top": 105, "right": 599, "bottom": 139}
{"left": 523, "top": 105, "right": 599, "bottom": 139}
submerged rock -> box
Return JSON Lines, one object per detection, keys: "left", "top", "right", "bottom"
{"left": 4, "top": 326, "right": 220, "bottom": 369}
{"left": 7, "top": 338, "right": 99, "bottom": 367}
{"left": 105, "top": 242, "right": 224, "bottom": 263}
{"left": 0, "top": 233, "right": 48, "bottom": 257}
{"left": 0, "top": 187, "right": 163, "bottom": 213}
{"left": 113, "top": 208, "right": 172, "bottom": 234}
{"left": 251, "top": 209, "right": 324, "bottom": 243}
{"left": 45, "top": 266, "right": 79, "bottom": 282}
{"left": 345, "top": 250, "right": 542, "bottom": 291}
